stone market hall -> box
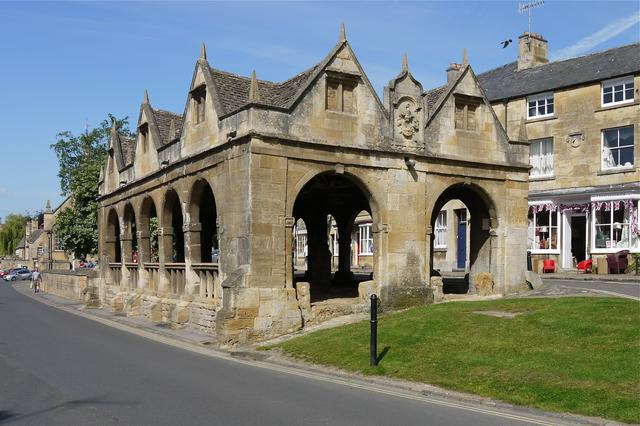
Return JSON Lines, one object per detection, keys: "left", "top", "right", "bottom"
{"left": 97, "top": 26, "right": 530, "bottom": 344}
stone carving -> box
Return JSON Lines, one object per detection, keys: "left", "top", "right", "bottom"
{"left": 566, "top": 132, "right": 584, "bottom": 148}
{"left": 396, "top": 100, "right": 419, "bottom": 140}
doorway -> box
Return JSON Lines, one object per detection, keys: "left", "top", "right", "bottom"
{"left": 570, "top": 215, "right": 587, "bottom": 265}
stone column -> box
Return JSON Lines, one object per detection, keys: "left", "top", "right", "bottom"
{"left": 158, "top": 226, "right": 173, "bottom": 294}
{"left": 284, "top": 217, "right": 295, "bottom": 289}
{"left": 333, "top": 216, "right": 354, "bottom": 286}
{"left": 184, "top": 222, "right": 202, "bottom": 296}
{"left": 120, "top": 232, "right": 131, "bottom": 288}
{"left": 137, "top": 230, "right": 150, "bottom": 289}
{"left": 306, "top": 212, "right": 331, "bottom": 288}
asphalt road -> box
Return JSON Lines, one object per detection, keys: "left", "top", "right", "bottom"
{"left": 542, "top": 278, "right": 640, "bottom": 299}
{"left": 0, "top": 283, "right": 569, "bottom": 426}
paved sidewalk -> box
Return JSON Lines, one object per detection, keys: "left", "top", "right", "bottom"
{"left": 541, "top": 272, "right": 639, "bottom": 282}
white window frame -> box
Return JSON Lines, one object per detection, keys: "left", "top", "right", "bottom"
{"left": 601, "top": 126, "right": 634, "bottom": 170}
{"left": 601, "top": 76, "right": 634, "bottom": 107}
{"left": 529, "top": 137, "right": 554, "bottom": 178}
{"left": 590, "top": 197, "right": 640, "bottom": 254}
{"left": 295, "top": 232, "right": 307, "bottom": 258}
{"left": 527, "top": 92, "right": 554, "bottom": 119}
{"left": 358, "top": 223, "right": 373, "bottom": 256}
{"left": 528, "top": 205, "right": 561, "bottom": 254}
{"left": 434, "top": 211, "right": 447, "bottom": 249}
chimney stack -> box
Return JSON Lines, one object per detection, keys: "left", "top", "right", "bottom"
{"left": 446, "top": 63, "right": 463, "bottom": 83}
{"left": 518, "top": 32, "right": 548, "bottom": 70}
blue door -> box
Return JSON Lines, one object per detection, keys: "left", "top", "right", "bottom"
{"left": 456, "top": 210, "right": 467, "bottom": 270}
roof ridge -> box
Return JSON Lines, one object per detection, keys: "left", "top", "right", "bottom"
{"left": 153, "top": 108, "right": 182, "bottom": 116}
{"left": 478, "top": 42, "right": 640, "bottom": 77}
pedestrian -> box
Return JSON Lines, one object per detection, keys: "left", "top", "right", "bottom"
{"left": 31, "top": 268, "right": 41, "bottom": 293}
{"left": 303, "top": 244, "right": 308, "bottom": 269}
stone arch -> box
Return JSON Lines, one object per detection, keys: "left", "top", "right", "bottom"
{"left": 187, "top": 178, "right": 218, "bottom": 263}
{"left": 429, "top": 182, "right": 498, "bottom": 293}
{"left": 106, "top": 208, "right": 121, "bottom": 263}
{"left": 161, "top": 187, "right": 185, "bottom": 262}
{"left": 122, "top": 202, "right": 137, "bottom": 263}
{"left": 291, "top": 171, "right": 377, "bottom": 300}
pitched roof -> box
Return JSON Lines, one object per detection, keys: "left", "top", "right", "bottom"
{"left": 210, "top": 64, "right": 320, "bottom": 116}
{"left": 15, "top": 237, "right": 25, "bottom": 249}
{"left": 152, "top": 108, "right": 183, "bottom": 144}
{"left": 477, "top": 43, "right": 640, "bottom": 101}
{"left": 119, "top": 135, "right": 136, "bottom": 166}
{"left": 28, "top": 229, "right": 43, "bottom": 244}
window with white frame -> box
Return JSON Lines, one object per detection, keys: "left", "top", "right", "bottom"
{"left": 602, "top": 126, "right": 634, "bottom": 169}
{"left": 602, "top": 76, "right": 634, "bottom": 106}
{"left": 37, "top": 246, "right": 44, "bottom": 257}
{"left": 529, "top": 138, "right": 554, "bottom": 178}
{"left": 527, "top": 92, "right": 554, "bottom": 119}
{"left": 434, "top": 211, "right": 447, "bottom": 248}
{"left": 295, "top": 233, "right": 307, "bottom": 258}
{"left": 358, "top": 223, "right": 373, "bottom": 255}
{"left": 54, "top": 235, "right": 63, "bottom": 251}
{"left": 593, "top": 200, "right": 639, "bottom": 250}
{"left": 527, "top": 209, "right": 559, "bottom": 251}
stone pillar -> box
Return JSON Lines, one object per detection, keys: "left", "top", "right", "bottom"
{"left": 158, "top": 226, "right": 173, "bottom": 294}
{"left": 284, "top": 217, "right": 295, "bottom": 289}
{"left": 138, "top": 230, "right": 151, "bottom": 263}
{"left": 333, "top": 217, "right": 354, "bottom": 286}
{"left": 306, "top": 212, "right": 331, "bottom": 288}
{"left": 184, "top": 222, "right": 202, "bottom": 296}
{"left": 121, "top": 232, "right": 133, "bottom": 263}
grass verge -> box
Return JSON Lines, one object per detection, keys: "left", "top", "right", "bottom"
{"left": 269, "top": 297, "right": 639, "bottom": 423}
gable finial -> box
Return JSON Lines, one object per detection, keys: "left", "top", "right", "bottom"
{"left": 463, "top": 48, "right": 468, "bottom": 67}
{"left": 45, "top": 200, "right": 52, "bottom": 213}
{"left": 143, "top": 89, "right": 150, "bottom": 105}
{"left": 339, "top": 22, "right": 346, "bottom": 42}
{"left": 518, "top": 116, "right": 528, "bottom": 142}
{"left": 200, "top": 42, "right": 207, "bottom": 60}
{"left": 169, "top": 118, "right": 176, "bottom": 140}
{"left": 249, "top": 70, "right": 261, "bottom": 102}
{"left": 402, "top": 52, "right": 409, "bottom": 72}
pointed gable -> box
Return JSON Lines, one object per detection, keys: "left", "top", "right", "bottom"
{"left": 423, "top": 65, "right": 521, "bottom": 165}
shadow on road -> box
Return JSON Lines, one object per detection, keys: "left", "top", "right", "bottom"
{"left": 0, "top": 395, "right": 138, "bottom": 424}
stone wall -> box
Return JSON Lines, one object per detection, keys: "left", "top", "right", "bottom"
{"left": 42, "top": 269, "right": 97, "bottom": 302}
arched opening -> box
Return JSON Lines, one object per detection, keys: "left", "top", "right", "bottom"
{"left": 122, "top": 203, "right": 137, "bottom": 263}
{"left": 430, "top": 184, "right": 495, "bottom": 294}
{"left": 162, "top": 189, "right": 185, "bottom": 262}
{"left": 189, "top": 179, "right": 218, "bottom": 263}
{"left": 106, "top": 209, "right": 121, "bottom": 263}
{"left": 139, "top": 197, "right": 158, "bottom": 263}
{"left": 292, "top": 173, "right": 374, "bottom": 301}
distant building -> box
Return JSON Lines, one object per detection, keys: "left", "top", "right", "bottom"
{"left": 433, "top": 33, "right": 639, "bottom": 273}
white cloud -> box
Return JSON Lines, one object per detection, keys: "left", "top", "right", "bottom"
{"left": 551, "top": 12, "right": 640, "bottom": 60}
{"left": 0, "top": 187, "right": 11, "bottom": 197}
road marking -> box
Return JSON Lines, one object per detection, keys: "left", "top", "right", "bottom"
{"left": 16, "top": 285, "right": 579, "bottom": 426}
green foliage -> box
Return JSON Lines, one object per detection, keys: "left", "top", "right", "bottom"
{"left": 51, "top": 114, "right": 132, "bottom": 259}
{"left": 150, "top": 217, "right": 159, "bottom": 262}
{"left": 0, "top": 214, "right": 28, "bottom": 255}
{"left": 274, "top": 298, "right": 640, "bottom": 423}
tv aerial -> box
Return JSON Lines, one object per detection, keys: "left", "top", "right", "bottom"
{"left": 519, "top": 0, "right": 545, "bottom": 47}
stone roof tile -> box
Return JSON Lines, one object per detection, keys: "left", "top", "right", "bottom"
{"left": 210, "top": 64, "right": 320, "bottom": 115}
{"left": 153, "top": 109, "right": 183, "bottom": 144}
{"left": 477, "top": 43, "right": 640, "bottom": 101}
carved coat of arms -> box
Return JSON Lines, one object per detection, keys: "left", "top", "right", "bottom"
{"left": 396, "top": 102, "right": 419, "bottom": 140}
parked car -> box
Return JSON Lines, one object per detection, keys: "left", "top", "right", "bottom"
{"left": 0, "top": 270, "right": 8, "bottom": 278}
{"left": 4, "top": 268, "right": 31, "bottom": 281}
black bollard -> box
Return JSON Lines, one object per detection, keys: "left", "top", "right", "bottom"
{"left": 370, "top": 294, "right": 378, "bottom": 366}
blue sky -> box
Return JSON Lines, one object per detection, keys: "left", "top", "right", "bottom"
{"left": 0, "top": 1, "right": 638, "bottom": 220}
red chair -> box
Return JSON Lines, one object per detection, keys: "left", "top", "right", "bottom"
{"left": 577, "top": 259, "right": 592, "bottom": 273}
{"left": 542, "top": 259, "right": 556, "bottom": 273}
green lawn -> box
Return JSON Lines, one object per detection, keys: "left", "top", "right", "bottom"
{"left": 269, "top": 297, "right": 640, "bottom": 423}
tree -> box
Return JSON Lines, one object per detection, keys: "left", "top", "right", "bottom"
{"left": 0, "top": 214, "right": 28, "bottom": 255}
{"left": 51, "top": 114, "right": 132, "bottom": 259}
